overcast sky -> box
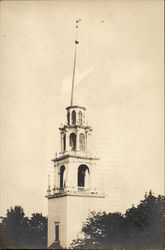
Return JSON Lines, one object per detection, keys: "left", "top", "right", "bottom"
{"left": 0, "top": 0, "right": 164, "bottom": 217}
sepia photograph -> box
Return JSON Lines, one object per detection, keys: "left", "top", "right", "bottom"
{"left": 0, "top": 0, "right": 164, "bottom": 249}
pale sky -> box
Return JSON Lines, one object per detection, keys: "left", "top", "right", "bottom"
{"left": 0, "top": 0, "right": 164, "bottom": 217}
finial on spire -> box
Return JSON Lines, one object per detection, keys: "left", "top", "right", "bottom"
{"left": 70, "top": 19, "right": 81, "bottom": 106}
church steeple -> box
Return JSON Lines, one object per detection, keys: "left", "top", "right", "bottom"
{"left": 46, "top": 21, "right": 105, "bottom": 249}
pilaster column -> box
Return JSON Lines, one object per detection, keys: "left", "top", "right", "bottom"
{"left": 76, "top": 129, "right": 79, "bottom": 151}
{"left": 73, "top": 163, "right": 78, "bottom": 189}
{"left": 65, "top": 166, "right": 68, "bottom": 188}
{"left": 85, "top": 131, "right": 88, "bottom": 152}
{"left": 60, "top": 132, "right": 64, "bottom": 153}
{"left": 57, "top": 165, "right": 60, "bottom": 189}
{"left": 65, "top": 129, "right": 69, "bottom": 152}
{"left": 90, "top": 165, "right": 93, "bottom": 191}
{"left": 87, "top": 131, "right": 92, "bottom": 153}
{"left": 83, "top": 112, "right": 85, "bottom": 125}
{"left": 54, "top": 165, "right": 59, "bottom": 191}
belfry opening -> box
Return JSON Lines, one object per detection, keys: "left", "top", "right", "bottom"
{"left": 69, "top": 133, "right": 76, "bottom": 151}
{"left": 60, "top": 165, "right": 65, "bottom": 189}
{"left": 78, "top": 164, "right": 90, "bottom": 189}
{"left": 72, "top": 110, "right": 76, "bottom": 125}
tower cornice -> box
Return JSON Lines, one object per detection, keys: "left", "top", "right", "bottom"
{"left": 46, "top": 191, "right": 106, "bottom": 199}
{"left": 59, "top": 124, "right": 92, "bottom": 131}
{"left": 52, "top": 153, "right": 99, "bottom": 163}
{"left": 66, "top": 105, "right": 86, "bottom": 111}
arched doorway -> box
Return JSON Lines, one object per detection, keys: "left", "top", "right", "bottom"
{"left": 69, "top": 133, "right": 76, "bottom": 151}
{"left": 78, "top": 165, "right": 90, "bottom": 189}
{"left": 60, "top": 165, "right": 65, "bottom": 189}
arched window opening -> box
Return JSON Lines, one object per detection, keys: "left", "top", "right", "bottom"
{"left": 67, "top": 111, "right": 70, "bottom": 125}
{"left": 78, "top": 165, "right": 90, "bottom": 188}
{"left": 79, "top": 133, "right": 85, "bottom": 151}
{"left": 78, "top": 111, "right": 82, "bottom": 125}
{"left": 69, "top": 133, "right": 76, "bottom": 151}
{"left": 60, "top": 165, "right": 65, "bottom": 189}
{"left": 72, "top": 110, "right": 76, "bottom": 125}
{"left": 63, "top": 134, "right": 66, "bottom": 151}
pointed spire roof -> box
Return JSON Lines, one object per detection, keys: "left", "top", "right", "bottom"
{"left": 70, "top": 19, "right": 81, "bottom": 106}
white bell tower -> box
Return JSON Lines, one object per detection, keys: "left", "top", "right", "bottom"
{"left": 46, "top": 20, "right": 105, "bottom": 249}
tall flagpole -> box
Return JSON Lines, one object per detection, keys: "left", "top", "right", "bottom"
{"left": 70, "top": 19, "right": 81, "bottom": 106}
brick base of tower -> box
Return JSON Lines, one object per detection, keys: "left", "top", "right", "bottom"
{"left": 47, "top": 193, "right": 105, "bottom": 249}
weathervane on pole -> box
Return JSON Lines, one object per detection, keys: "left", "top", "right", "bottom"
{"left": 70, "top": 19, "right": 81, "bottom": 106}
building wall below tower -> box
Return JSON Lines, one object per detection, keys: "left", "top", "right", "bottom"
{"left": 48, "top": 196, "right": 68, "bottom": 248}
{"left": 48, "top": 194, "right": 105, "bottom": 249}
{"left": 67, "top": 195, "right": 105, "bottom": 247}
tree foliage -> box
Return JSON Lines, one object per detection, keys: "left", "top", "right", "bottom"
{"left": 71, "top": 191, "right": 165, "bottom": 249}
{"left": 0, "top": 192, "right": 164, "bottom": 249}
{"left": 0, "top": 206, "right": 47, "bottom": 249}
